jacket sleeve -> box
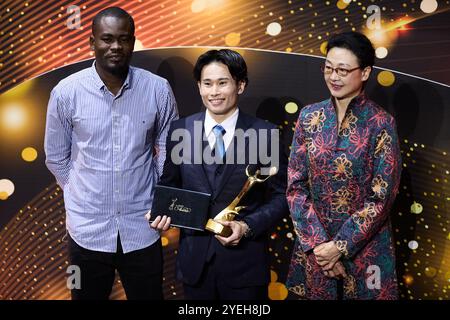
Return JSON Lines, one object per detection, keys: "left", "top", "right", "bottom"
{"left": 287, "top": 112, "right": 329, "bottom": 252}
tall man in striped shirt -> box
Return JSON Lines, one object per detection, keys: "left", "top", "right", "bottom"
{"left": 44, "top": 7, "right": 178, "bottom": 300}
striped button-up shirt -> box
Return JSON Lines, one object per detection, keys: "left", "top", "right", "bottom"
{"left": 44, "top": 62, "right": 178, "bottom": 253}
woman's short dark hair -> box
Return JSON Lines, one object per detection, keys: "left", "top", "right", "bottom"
{"left": 326, "top": 31, "right": 375, "bottom": 69}
{"left": 193, "top": 49, "right": 248, "bottom": 87}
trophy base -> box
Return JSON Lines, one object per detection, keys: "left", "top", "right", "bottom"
{"left": 205, "top": 219, "right": 232, "bottom": 237}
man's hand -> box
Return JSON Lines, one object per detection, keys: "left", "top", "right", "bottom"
{"left": 146, "top": 210, "right": 171, "bottom": 232}
{"left": 313, "top": 241, "right": 342, "bottom": 271}
{"left": 215, "top": 220, "right": 248, "bottom": 247}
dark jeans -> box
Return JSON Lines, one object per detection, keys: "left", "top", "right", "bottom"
{"left": 68, "top": 234, "right": 163, "bottom": 300}
{"left": 183, "top": 256, "right": 268, "bottom": 300}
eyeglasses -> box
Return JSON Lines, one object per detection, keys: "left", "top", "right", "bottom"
{"left": 320, "top": 64, "right": 361, "bottom": 77}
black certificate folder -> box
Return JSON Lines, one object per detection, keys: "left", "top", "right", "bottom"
{"left": 150, "top": 185, "right": 211, "bottom": 231}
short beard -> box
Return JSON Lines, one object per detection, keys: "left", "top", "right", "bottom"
{"left": 107, "top": 64, "right": 129, "bottom": 77}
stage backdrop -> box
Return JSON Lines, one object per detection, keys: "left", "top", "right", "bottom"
{"left": 0, "top": 0, "right": 449, "bottom": 300}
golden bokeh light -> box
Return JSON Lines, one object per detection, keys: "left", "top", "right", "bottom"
{"left": 21, "top": 147, "right": 38, "bottom": 162}
{"left": 191, "top": 0, "right": 207, "bottom": 13}
{"left": 0, "top": 191, "right": 8, "bottom": 200}
{"left": 268, "top": 282, "right": 288, "bottom": 300}
{"left": 225, "top": 33, "right": 241, "bottom": 47}
{"left": 1, "top": 103, "right": 27, "bottom": 130}
{"left": 270, "top": 270, "right": 278, "bottom": 282}
{"left": 367, "top": 30, "right": 387, "bottom": 46}
{"left": 266, "top": 22, "right": 282, "bottom": 36}
{"left": 320, "top": 41, "right": 328, "bottom": 55}
{"left": 377, "top": 70, "right": 395, "bottom": 87}
{"left": 410, "top": 201, "right": 423, "bottom": 214}
{"left": 420, "top": 0, "right": 438, "bottom": 13}
{"left": 336, "top": 0, "right": 350, "bottom": 10}
{"left": 0, "top": 179, "right": 15, "bottom": 197}
{"left": 161, "top": 236, "right": 169, "bottom": 247}
{"left": 366, "top": 27, "right": 399, "bottom": 49}
{"left": 285, "top": 102, "right": 298, "bottom": 114}
{"left": 375, "top": 47, "right": 388, "bottom": 59}
{"left": 408, "top": 240, "right": 419, "bottom": 250}
{"left": 424, "top": 267, "right": 437, "bottom": 278}
{"left": 403, "top": 274, "right": 414, "bottom": 286}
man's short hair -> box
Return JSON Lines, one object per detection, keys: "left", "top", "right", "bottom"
{"left": 193, "top": 49, "right": 249, "bottom": 87}
{"left": 326, "top": 31, "right": 375, "bottom": 69}
{"left": 92, "top": 7, "right": 135, "bottom": 35}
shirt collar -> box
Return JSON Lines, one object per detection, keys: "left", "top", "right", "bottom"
{"left": 90, "top": 61, "right": 133, "bottom": 92}
{"left": 350, "top": 91, "right": 368, "bottom": 107}
{"left": 204, "top": 108, "right": 239, "bottom": 137}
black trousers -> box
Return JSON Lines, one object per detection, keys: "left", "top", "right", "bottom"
{"left": 183, "top": 256, "right": 268, "bottom": 300}
{"left": 68, "top": 234, "right": 163, "bottom": 300}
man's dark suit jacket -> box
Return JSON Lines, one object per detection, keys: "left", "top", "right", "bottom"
{"left": 159, "top": 110, "right": 288, "bottom": 288}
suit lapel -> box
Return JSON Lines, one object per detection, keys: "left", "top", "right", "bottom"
{"left": 187, "top": 112, "right": 212, "bottom": 194}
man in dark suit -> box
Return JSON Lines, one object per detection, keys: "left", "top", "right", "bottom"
{"left": 150, "top": 49, "right": 288, "bottom": 299}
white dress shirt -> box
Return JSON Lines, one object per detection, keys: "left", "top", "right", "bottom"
{"left": 204, "top": 108, "right": 239, "bottom": 152}
{"left": 44, "top": 62, "right": 178, "bottom": 253}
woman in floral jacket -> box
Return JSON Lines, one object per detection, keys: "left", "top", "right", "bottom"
{"left": 286, "top": 31, "right": 401, "bottom": 299}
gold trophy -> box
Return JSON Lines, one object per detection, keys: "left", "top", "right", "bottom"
{"left": 205, "top": 165, "right": 278, "bottom": 237}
